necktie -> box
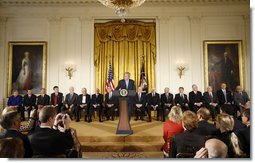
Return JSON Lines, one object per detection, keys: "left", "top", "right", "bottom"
{"left": 181, "top": 94, "right": 184, "bottom": 99}
{"left": 209, "top": 93, "right": 213, "bottom": 103}
{"left": 96, "top": 94, "right": 98, "bottom": 98}
{"left": 125, "top": 80, "right": 129, "bottom": 89}
{"left": 139, "top": 93, "right": 141, "bottom": 101}
{"left": 109, "top": 93, "right": 112, "bottom": 99}
{"left": 166, "top": 94, "right": 169, "bottom": 101}
{"left": 223, "top": 90, "right": 227, "bottom": 102}
{"left": 70, "top": 94, "right": 73, "bottom": 100}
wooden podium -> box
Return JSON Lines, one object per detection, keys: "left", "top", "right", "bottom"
{"left": 113, "top": 89, "right": 136, "bottom": 135}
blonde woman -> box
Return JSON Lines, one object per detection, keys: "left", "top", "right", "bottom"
{"left": 215, "top": 113, "right": 245, "bottom": 158}
{"left": 162, "top": 106, "right": 184, "bottom": 158}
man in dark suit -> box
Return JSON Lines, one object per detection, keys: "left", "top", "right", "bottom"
{"left": 28, "top": 107, "right": 74, "bottom": 157}
{"left": 91, "top": 88, "right": 103, "bottom": 122}
{"left": 0, "top": 111, "right": 33, "bottom": 158}
{"left": 50, "top": 86, "right": 64, "bottom": 114}
{"left": 189, "top": 84, "right": 203, "bottom": 113}
{"left": 115, "top": 72, "right": 136, "bottom": 120}
{"left": 196, "top": 108, "right": 219, "bottom": 136}
{"left": 146, "top": 88, "right": 161, "bottom": 122}
{"left": 7, "top": 89, "right": 24, "bottom": 121}
{"left": 77, "top": 88, "right": 91, "bottom": 122}
{"left": 174, "top": 87, "right": 189, "bottom": 112}
{"left": 161, "top": 87, "right": 174, "bottom": 122}
{"left": 105, "top": 87, "right": 118, "bottom": 121}
{"left": 37, "top": 88, "right": 50, "bottom": 111}
{"left": 133, "top": 87, "right": 146, "bottom": 121}
{"left": 216, "top": 83, "right": 232, "bottom": 106}
{"left": 233, "top": 85, "right": 250, "bottom": 114}
{"left": 203, "top": 86, "right": 219, "bottom": 120}
{"left": 23, "top": 89, "right": 37, "bottom": 119}
{"left": 63, "top": 86, "right": 78, "bottom": 120}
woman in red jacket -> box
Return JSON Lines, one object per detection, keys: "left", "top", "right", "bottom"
{"left": 162, "top": 106, "right": 184, "bottom": 157}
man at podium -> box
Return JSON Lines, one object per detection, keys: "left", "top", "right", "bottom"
{"left": 115, "top": 72, "right": 136, "bottom": 120}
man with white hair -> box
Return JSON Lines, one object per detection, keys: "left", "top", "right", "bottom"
{"left": 63, "top": 86, "right": 78, "bottom": 120}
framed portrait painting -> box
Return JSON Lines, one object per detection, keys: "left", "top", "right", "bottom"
{"left": 204, "top": 40, "right": 243, "bottom": 92}
{"left": 7, "top": 42, "right": 47, "bottom": 96}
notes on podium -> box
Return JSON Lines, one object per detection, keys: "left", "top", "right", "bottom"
{"left": 113, "top": 89, "right": 136, "bottom": 135}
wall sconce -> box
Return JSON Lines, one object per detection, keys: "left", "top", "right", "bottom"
{"left": 176, "top": 60, "right": 188, "bottom": 79}
{"left": 64, "top": 64, "right": 76, "bottom": 79}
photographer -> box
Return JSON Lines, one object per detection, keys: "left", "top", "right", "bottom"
{"left": 28, "top": 106, "right": 74, "bottom": 158}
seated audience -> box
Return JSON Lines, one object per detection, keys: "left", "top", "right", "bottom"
{"left": 216, "top": 83, "right": 232, "bottom": 106}
{"left": 236, "top": 109, "right": 250, "bottom": 157}
{"left": 162, "top": 106, "right": 184, "bottom": 158}
{"left": 23, "top": 89, "right": 37, "bottom": 119}
{"left": 28, "top": 107, "right": 74, "bottom": 158}
{"left": 171, "top": 111, "right": 205, "bottom": 158}
{"left": 50, "top": 86, "right": 64, "bottom": 114}
{"left": 161, "top": 87, "right": 174, "bottom": 122}
{"left": 203, "top": 86, "right": 219, "bottom": 120}
{"left": 174, "top": 87, "right": 189, "bottom": 112}
{"left": 147, "top": 88, "right": 161, "bottom": 122}
{"left": 0, "top": 137, "right": 25, "bottom": 158}
{"left": 77, "top": 88, "right": 91, "bottom": 122}
{"left": 233, "top": 85, "right": 250, "bottom": 114}
{"left": 105, "top": 87, "right": 118, "bottom": 121}
{"left": 91, "top": 88, "right": 103, "bottom": 122}
{"left": 194, "top": 138, "right": 228, "bottom": 158}
{"left": 37, "top": 88, "right": 50, "bottom": 110}
{"left": 0, "top": 111, "right": 33, "bottom": 157}
{"left": 133, "top": 87, "right": 146, "bottom": 121}
{"left": 63, "top": 86, "right": 78, "bottom": 120}
{"left": 7, "top": 89, "right": 24, "bottom": 121}
{"left": 215, "top": 113, "right": 244, "bottom": 158}
{"left": 196, "top": 108, "right": 219, "bottom": 136}
{"left": 220, "top": 104, "right": 246, "bottom": 132}
{"left": 189, "top": 84, "right": 203, "bottom": 113}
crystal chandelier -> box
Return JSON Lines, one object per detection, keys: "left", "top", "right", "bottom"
{"left": 98, "top": 0, "right": 146, "bottom": 22}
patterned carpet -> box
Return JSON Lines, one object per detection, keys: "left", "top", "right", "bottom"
{"left": 83, "top": 152, "right": 163, "bottom": 159}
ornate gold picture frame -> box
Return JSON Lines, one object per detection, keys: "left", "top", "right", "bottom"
{"left": 204, "top": 40, "right": 243, "bottom": 92}
{"left": 7, "top": 42, "right": 47, "bottom": 96}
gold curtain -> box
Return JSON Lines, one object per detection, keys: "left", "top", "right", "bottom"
{"left": 94, "top": 21, "right": 156, "bottom": 94}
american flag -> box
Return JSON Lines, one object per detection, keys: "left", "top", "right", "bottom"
{"left": 105, "top": 64, "right": 115, "bottom": 93}
{"left": 140, "top": 61, "right": 148, "bottom": 93}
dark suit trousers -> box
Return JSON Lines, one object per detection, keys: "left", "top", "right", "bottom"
{"left": 162, "top": 105, "right": 171, "bottom": 121}
{"left": 76, "top": 105, "right": 92, "bottom": 121}
{"left": 62, "top": 105, "right": 76, "bottom": 120}
{"left": 105, "top": 105, "right": 116, "bottom": 120}
{"left": 18, "top": 107, "right": 25, "bottom": 120}
{"left": 207, "top": 105, "right": 220, "bottom": 119}
{"left": 147, "top": 105, "right": 161, "bottom": 120}
{"left": 134, "top": 106, "right": 145, "bottom": 119}
{"left": 92, "top": 105, "right": 103, "bottom": 121}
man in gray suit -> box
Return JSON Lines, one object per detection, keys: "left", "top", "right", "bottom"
{"left": 63, "top": 86, "right": 78, "bottom": 120}
{"left": 233, "top": 85, "right": 250, "bottom": 114}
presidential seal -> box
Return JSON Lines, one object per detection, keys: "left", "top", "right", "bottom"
{"left": 120, "top": 89, "right": 128, "bottom": 97}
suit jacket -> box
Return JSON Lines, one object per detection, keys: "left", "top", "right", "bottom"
{"left": 147, "top": 93, "right": 160, "bottom": 107}
{"left": 77, "top": 94, "right": 91, "bottom": 106}
{"left": 216, "top": 89, "right": 232, "bottom": 105}
{"left": 134, "top": 93, "right": 146, "bottom": 107}
{"left": 64, "top": 93, "right": 78, "bottom": 106}
{"left": 236, "top": 126, "right": 250, "bottom": 157}
{"left": 233, "top": 117, "right": 246, "bottom": 132}
{"left": 105, "top": 93, "right": 117, "bottom": 106}
{"left": 91, "top": 93, "right": 103, "bottom": 106}
{"left": 174, "top": 93, "right": 188, "bottom": 106}
{"left": 162, "top": 120, "right": 184, "bottom": 153}
{"left": 28, "top": 127, "right": 74, "bottom": 156}
{"left": 115, "top": 79, "right": 136, "bottom": 91}
{"left": 23, "top": 94, "right": 37, "bottom": 108}
{"left": 195, "top": 120, "right": 219, "bottom": 136}
{"left": 189, "top": 91, "right": 203, "bottom": 108}
{"left": 37, "top": 94, "right": 50, "bottom": 106}
{"left": 171, "top": 130, "right": 205, "bottom": 158}
{"left": 203, "top": 92, "right": 218, "bottom": 108}
{"left": 7, "top": 95, "right": 23, "bottom": 107}
{"left": 0, "top": 129, "right": 33, "bottom": 158}
{"left": 161, "top": 93, "right": 174, "bottom": 107}
{"left": 233, "top": 91, "right": 250, "bottom": 106}
{"left": 50, "top": 92, "right": 63, "bottom": 107}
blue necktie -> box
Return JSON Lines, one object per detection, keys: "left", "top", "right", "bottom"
{"left": 125, "top": 80, "right": 129, "bottom": 89}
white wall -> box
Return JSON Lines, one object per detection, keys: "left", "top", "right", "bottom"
{"left": 0, "top": 3, "right": 250, "bottom": 107}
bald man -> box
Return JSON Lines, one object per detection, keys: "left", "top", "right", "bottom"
{"left": 63, "top": 86, "right": 78, "bottom": 120}
{"left": 194, "top": 138, "right": 228, "bottom": 158}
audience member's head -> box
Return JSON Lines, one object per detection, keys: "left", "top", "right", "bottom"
{"left": 215, "top": 113, "right": 234, "bottom": 133}
{"left": 27, "top": 89, "right": 32, "bottom": 96}
{"left": 96, "top": 88, "right": 100, "bottom": 94}
{"left": 12, "top": 89, "right": 19, "bottom": 97}
{"left": 192, "top": 84, "right": 198, "bottom": 91}
{"left": 124, "top": 72, "right": 130, "bottom": 80}
{"left": 244, "top": 101, "right": 250, "bottom": 109}
{"left": 0, "top": 111, "right": 21, "bottom": 130}
{"left": 241, "top": 109, "right": 250, "bottom": 126}
{"left": 69, "top": 86, "right": 74, "bottom": 93}
{"left": 205, "top": 138, "right": 228, "bottom": 158}
{"left": 207, "top": 86, "right": 213, "bottom": 92}
{"left": 0, "top": 137, "right": 25, "bottom": 158}
{"left": 235, "top": 85, "right": 242, "bottom": 93}
{"left": 40, "top": 88, "right": 46, "bottom": 95}
{"left": 197, "top": 107, "right": 211, "bottom": 121}
{"left": 1, "top": 107, "right": 17, "bottom": 115}
{"left": 81, "top": 88, "right": 87, "bottom": 95}
{"left": 221, "top": 83, "right": 227, "bottom": 90}
{"left": 39, "top": 107, "right": 56, "bottom": 127}
{"left": 164, "top": 87, "right": 170, "bottom": 94}
{"left": 220, "top": 104, "right": 235, "bottom": 116}
{"left": 182, "top": 111, "right": 199, "bottom": 131}
{"left": 179, "top": 87, "right": 184, "bottom": 93}
{"left": 53, "top": 86, "right": 59, "bottom": 93}
{"left": 168, "top": 106, "right": 183, "bottom": 123}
